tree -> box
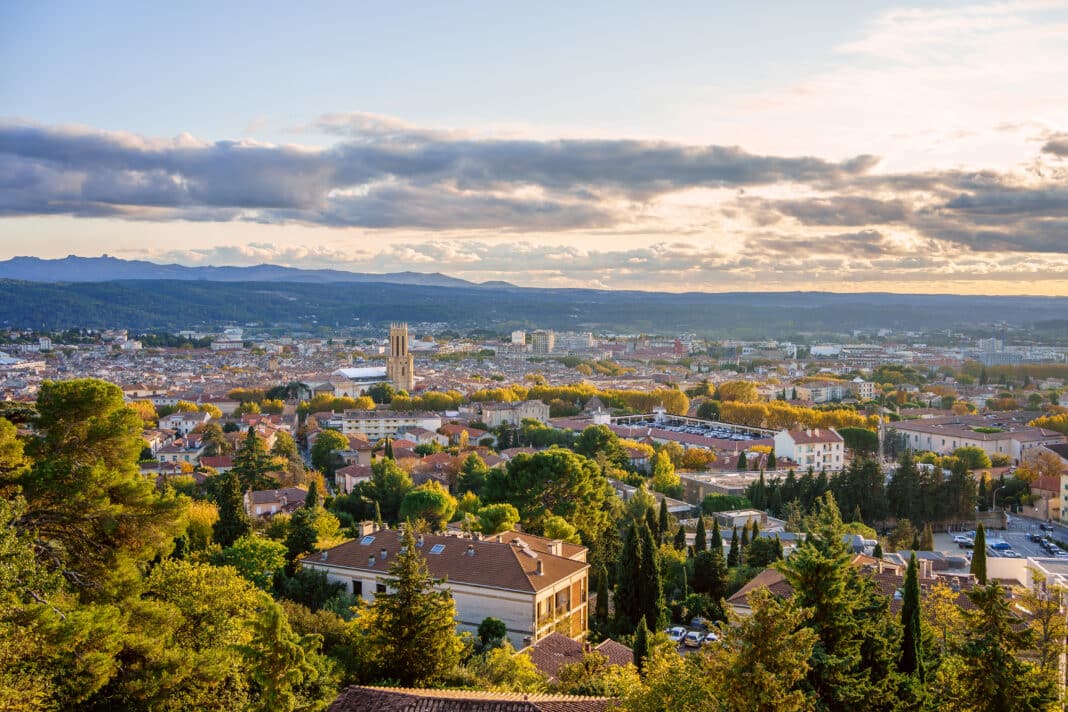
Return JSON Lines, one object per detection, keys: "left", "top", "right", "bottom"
{"left": 694, "top": 515, "right": 706, "bottom": 552}
{"left": 457, "top": 452, "right": 490, "bottom": 495}
{"left": 899, "top": 553, "right": 923, "bottom": 679}
{"left": 703, "top": 586, "right": 818, "bottom": 712}
{"left": 543, "top": 514, "right": 581, "bottom": 544}
{"left": 673, "top": 524, "right": 686, "bottom": 551}
{"left": 399, "top": 481, "right": 457, "bottom": 531}
{"left": 633, "top": 618, "right": 650, "bottom": 674}
{"left": 473, "top": 642, "right": 548, "bottom": 692}
{"left": 954, "top": 446, "right": 992, "bottom": 471}
{"left": 710, "top": 517, "right": 723, "bottom": 552}
{"left": 574, "top": 425, "right": 628, "bottom": 468}
{"left": 310, "top": 429, "right": 348, "bottom": 475}
{"left": 236, "top": 599, "right": 323, "bottom": 712}
{"left": 477, "top": 616, "right": 508, "bottom": 651}
{"left": 305, "top": 479, "right": 321, "bottom": 510}
{"left": 920, "top": 523, "right": 934, "bottom": 551}
{"left": 727, "top": 526, "right": 740, "bottom": 566}
{"left": 354, "top": 527, "right": 463, "bottom": 685}
{"left": 615, "top": 523, "right": 643, "bottom": 631}
{"left": 1016, "top": 571, "right": 1068, "bottom": 675}
{"left": 285, "top": 508, "right": 319, "bottom": 568}
{"left": 19, "top": 379, "right": 186, "bottom": 598}
{"left": 657, "top": 499, "right": 670, "bottom": 542}
{"left": 692, "top": 549, "right": 728, "bottom": 602}
{"left": 219, "top": 535, "right": 288, "bottom": 590}
{"left": 971, "top": 524, "right": 987, "bottom": 584}
{"left": 201, "top": 421, "right": 232, "bottom": 456}
{"left": 637, "top": 523, "right": 665, "bottom": 630}
{"left": 651, "top": 451, "right": 681, "bottom": 497}
{"left": 369, "top": 458, "right": 414, "bottom": 524}
{"left": 232, "top": 428, "right": 277, "bottom": 490}
{"left": 477, "top": 503, "right": 520, "bottom": 535}
{"left": 952, "top": 583, "right": 1058, "bottom": 711}
{"left": 594, "top": 564, "right": 609, "bottom": 627}
{"left": 271, "top": 431, "right": 298, "bottom": 460}
{"left": 213, "top": 470, "right": 252, "bottom": 547}
{"left": 1015, "top": 449, "right": 1064, "bottom": 485}
{"left": 737, "top": 450, "right": 747, "bottom": 471}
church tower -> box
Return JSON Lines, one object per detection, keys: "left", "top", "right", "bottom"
{"left": 386, "top": 323, "right": 414, "bottom": 392}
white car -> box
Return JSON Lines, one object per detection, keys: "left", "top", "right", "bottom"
{"left": 703, "top": 631, "right": 720, "bottom": 645}
{"left": 952, "top": 535, "right": 972, "bottom": 544}
{"left": 684, "top": 631, "right": 704, "bottom": 648}
{"left": 667, "top": 626, "right": 687, "bottom": 644}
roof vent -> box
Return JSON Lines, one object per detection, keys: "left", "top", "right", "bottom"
{"left": 535, "top": 559, "right": 544, "bottom": 575}
{"left": 369, "top": 555, "right": 376, "bottom": 566}
{"left": 320, "top": 551, "right": 328, "bottom": 561}
{"left": 467, "top": 544, "right": 475, "bottom": 556}
{"left": 380, "top": 548, "right": 387, "bottom": 560}
{"left": 417, "top": 535, "right": 425, "bottom": 547}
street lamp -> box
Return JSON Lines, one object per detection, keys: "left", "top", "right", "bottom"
{"left": 992, "top": 485, "right": 1008, "bottom": 512}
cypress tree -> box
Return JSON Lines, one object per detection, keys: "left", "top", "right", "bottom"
{"left": 614, "top": 522, "right": 643, "bottom": 631}
{"left": 305, "top": 479, "right": 320, "bottom": 510}
{"left": 595, "top": 564, "right": 609, "bottom": 627}
{"left": 673, "top": 524, "right": 686, "bottom": 551}
{"left": 728, "top": 526, "right": 740, "bottom": 566}
{"left": 767, "top": 445, "right": 776, "bottom": 469}
{"left": 751, "top": 470, "right": 767, "bottom": 509}
{"left": 911, "top": 533, "right": 921, "bottom": 551}
{"left": 633, "top": 617, "right": 650, "bottom": 674}
{"left": 373, "top": 500, "right": 383, "bottom": 527}
{"left": 637, "top": 523, "right": 665, "bottom": 630}
{"left": 899, "top": 552, "right": 924, "bottom": 678}
{"left": 694, "top": 515, "right": 707, "bottom": 552}
{"left": 970, "top": 523, "right": 987, "bottom": 584}
{"left": 212, "top": 470, "right": 252, "bottom": 547}
{"left": 710, "top": 517, "right": 723, "bottom": 552}
{"left": 384, "top": 437, "right": 395, "bottom": 460}
{"left": 873, "top": 541, "right": 884, "bottom": 558}
{"left": 751, "top": 519, "right": 761, "bottom": 538}
{"left": 921, "top": 523, "right": 934, "bottom": 551}
{"left": 741, "top": 521, "right": 750, "bottom": 547}
{"left": 852, "top": 504, "right": 864, "bottom": 524}
{"left": 645, "top": 506, "right": 659, "bottom": 538}
{"left": 658, "top": 499, "right": 669, "bottom": 541}
{"left": 737, "top": 450, "right": 748, "bottom": 471}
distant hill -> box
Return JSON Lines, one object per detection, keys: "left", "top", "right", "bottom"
{"left": 1, "top": 278, "right": 1065, "bottom": 336}
{"left": 0, "top": 255, "right": 503, "bottom": 288}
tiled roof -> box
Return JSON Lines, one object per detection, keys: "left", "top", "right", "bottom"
{"left": 328, "top": 685, "right": 615, "bottom": 712}
{"left": 785, "top": 428, "right": 843, "bottom": 444}
{"left": 305, "top": 529, "right": 588, "bottom": 593}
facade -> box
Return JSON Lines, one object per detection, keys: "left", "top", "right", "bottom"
{"left": 894, "top": 415, "right": 1065, "bottom": 463}
{"left": 329, "top": 367, "right": 389, "bottom": 397}
{"left": 304, "top": 526, "right": 589, "bottom": 649}
{"left": 774, "top": 427, "right": 846, "bottom": 471}
{"left": 386, "top": 322, "right": 415, "bottom": 392}
{"left": 339, "top": 410, "right": 443, "bottom": 440}
{"left": 481, "top": 399, "right": 551, "bottom": 428}
{"left": 530, "top": 330, "right": 555, "bottom": 354}
{"left": 243, "top": 487, "right": 307, "bottom": 517}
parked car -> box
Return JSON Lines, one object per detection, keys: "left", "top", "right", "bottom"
{"left": 957, "top": 539, "right": 975, "bottom": 549}
{"left": 703, "top": 631, "right": 720, "bottom": 645}
{"left": 953, "top": 535, "right": 972, "bottom": 545}
{"left": 1040, "top": 523, "right": 1054, "bottom": 531}
{"left": 684, "top": 631, "right": 704, "bottom": 648}
{"left": 1002, "top": 550, "right": 1021, "bottom": 558}
{"left": 667, "top": 627, "right": 687, "bottom": 644}
{"left": 990, "top": 541, "right": 1012, "bottom": 551}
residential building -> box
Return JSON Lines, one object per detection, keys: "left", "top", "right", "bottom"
{"left": 339, "top": 410, "right": 443, "bottom": 440}
{"left": 530, "top": 330, "right": 555, "bottom": 354}
{"left": 773, "top": 427, "right": 845, "bottom": 471}
{"left": 304, "top": 526, "right": 590, "bottom": 649}
{"left": 244, "top": 487, "right": 307, "bottom": 517}
{"left": 481, "top": 399, "right": 551, "bottom": 428}
{"left": 159, "top": 410, "right": 212, "bottom": 436}
{"left": 894, "top": 415, "right": 1065, "bottom": 463}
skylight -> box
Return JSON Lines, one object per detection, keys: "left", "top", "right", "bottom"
{"left": 429, "top": 544, "right": 445, "bottom": 554}
{"left": 359, "top": 535, "right": 375, "bottom": 546}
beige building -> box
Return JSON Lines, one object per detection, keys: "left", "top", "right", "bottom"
{"left": 339, "top": 409, "right": 442, "bottom": 440}
{"left": 774, "top": 427, "right": 845, "bottom": 471}
{"left": 893, "top": 415, "right": 1065, "bottom": 464}
{"left": 481, "top": 399, "right": 551, "bottom": 428}
{"left": 530, "top": 330, "right": 555, "bottom": 354}
{"left": 303, "top": 526, "right": 589, "bottom": 649}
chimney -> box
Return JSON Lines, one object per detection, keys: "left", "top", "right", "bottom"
{"left": 320, "top": 551, "right": 328, "bottom": 561}
{"left": 535, "top": 559, "right": 544, "bottom": 575}
{"left": 358, "top": 521, "right": 375, "bottom": 536}
{"left": 496, "top": 534, "right": 503, "bottom": 543}
{"left": 368, "top": 555, "right": 376, "bottom": 566}
{"left": 548, "top": 539, "right": 563, "bottom": 557}
{"left": 417, "top": 535, "right": 425, "bottom": 547}
{"left": 380, "top": 548, "right": 387, "bottom": 560}
{"left": 467, "top": 544, "right": 475, "bottom": 557}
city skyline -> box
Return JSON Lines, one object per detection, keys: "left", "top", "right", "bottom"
{"left": 2, "top": 1, "right": 1067, "bottom": 295}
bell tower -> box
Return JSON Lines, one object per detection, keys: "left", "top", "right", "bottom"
{"left": 386, "top": 323, "right": 414, "bottom": 392}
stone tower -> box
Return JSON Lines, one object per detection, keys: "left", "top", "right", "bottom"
{"left": 386, "top": 322, "right": 414, "bottom": 392}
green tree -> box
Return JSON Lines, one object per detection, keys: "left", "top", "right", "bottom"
{"left": 574, "top": 425, "right": 628, "bottom": 468}
{"left": 899, "top": 553, "right": 923, "bottom": 680}
{"left": 954, "top": 446, "right": 992, "bottom": 471}
{"left": 457, "top": 452, "right": 490, "bottom": 495}
{"left": 615, "top": 522, "right": 643, "bottom": 631}
{"left": 694, "top": 515, "right": 706, "bottom": 552}
{"left": 970, "top": 524, "right": 987, "bottom": 584}
{"left": 20, "top": 379, "right": 185, "bottom": 598}
{"left": 200, "top": 421, "right": 231, "bottom": 456}
{"left": 399, "top": 481, "right": 457, "bottom": 531}
{"left": 219, "top": 535, "right": 288, "bottom": 590}
{"left": 477, "top": 503, "right": 520, "bottom": 535}
{"left": 710, "top": 517, "right": 723, "bottom": 552}
{"left": 236, "top": 599, "right": 324, "bottom": 712}
{"left": 673, "top": 524, "right": 686, "bottom": 551}
{"left": 232, "top": 428, "right": 277, "bottom": 490}
{"left": 213, "top": 470, "right": 252, "bottom": 547}
{"left": 305, "top": 479, "right": 321, "bottom": 510}
{"left": 595, "top": 564, "right": 610, "bottom": 627}
{"left": 369, "top": 458, "right": 414, "bottom": 524}
{"left": 657, "top": 499, "right": 670, "bottom": 542}
{"left": 727, "top": 526, "right": 740, "bottom": 567}
{"left": 633, "top": 618, "right": 650, "bottom": 674}
{"left": 692, "top": 549, "right": 728, "bottom": 602}
{"left": 543, "top": 514, "right": 581, "bottom": 544}
{"left": 310, "top": 429, "right": 348, "bottom": 475}
{"left": 737, "top": 450, "right": 747, "bottom": 471}
{"left": 477, "top": 617, "right": 507, "bottom": 650}
{"left": 270, "top": 431, "right": 299, "bottom": 460}
{"left": 354, "top": 527, "right": 463, "bottom": 685}
{"left": 637, "top": 523, "right": 665, "bottom": 630}
{"left": 285, "top": 508, "right": 319, "bottom": 569}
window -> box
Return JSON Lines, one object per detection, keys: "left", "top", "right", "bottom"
{"left": 376, "top": 582, "right": 386, "bottom": 594}
{"left": 429, "top": 544, "right": 445, "bottom": 554}
{"left": 352, "top": 580, "right": 362, "bottom": 598}
{"left": 360, "top": 535, "right": 376, "bottom": 546}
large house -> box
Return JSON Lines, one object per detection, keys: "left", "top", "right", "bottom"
{"left": 303, "top": 525, "right": 590, "bottom": 649}
{"left": 773, "top": 427, "right": 845, "bottom": 471}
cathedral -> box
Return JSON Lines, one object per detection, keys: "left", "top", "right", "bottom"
{"left": 385, "top": 322, "right": 415, "bottom": 392}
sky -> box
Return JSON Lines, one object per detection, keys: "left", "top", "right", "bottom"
{"left": 1, "top": 0, "right": 1067, "bottom": 294}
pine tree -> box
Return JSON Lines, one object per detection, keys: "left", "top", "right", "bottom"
{"left": 232, "top": 428, "right": 276, "bottom": 491}
{"left": 873, "top": 541, "right": 883, "bottom": 558}
{"left": 673, "top": 524, "right": 686, "bottom": 551}
{"left": 899, "top": 553, "right": 924, "bottom": 679}
{"left": 236, "top": 600, "right": 320, "bottom": 712}
{"left": 728, "top": 526, "right": 740, "bottom": 566}
{"left": 633, "top": 617, "right": 650, "bottom": 674}
{"left": 363, "top": 527, "right": 464, "bottom": 685}
{"left": 710, "top": 517, "right": 723, "bottom": 552}
{"left": 694, "top": 515, "right": 707, "bottom": 552}
{"left": 971, "top": 523, "right": 987, "bottom": 584}
{"left": 658, "top": 499, "right": 669, "bottom": 542}
{"left": 595, "top": 564, "right": 609, "bottom": 627}
{"left": 213, "top": 470, "right": 252, "bottom": 547}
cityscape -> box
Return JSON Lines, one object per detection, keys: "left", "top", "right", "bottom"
{"left": 3, "top": 2, "right": 1068, "bottom": 711}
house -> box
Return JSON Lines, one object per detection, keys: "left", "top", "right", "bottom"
{"left": 520, "top": 631, "right": 633, "bottom": 681}
{"left": 335, "top": 463, "right": 373, "bottom": 494}
{"left": 303, "top": 525, "right": 590, "bottom": 649}
{"left": 156, "top": 438, "right": 206, "bottom": 465}
{"left": 199, "top": 455, "right": 233, "bottom": 473}
{"left": 327, "top": 686, "right": 614, "bottom": 712}
{"left": 773, "top": 427, "right": 845, "bottom": 471}
{"left": 159, "top": 410, "right": 212, "bottom": 436}
{"left": 244, "top": 487, "right": 307, "bottom": 517}
{"left": 404, "top": 426, "right": 449, "bottom": 447}
{"left": 481, "top": 400, "right": 551, "bottom": 428}
{"left": 439, "top": 423, "right": 493, "bottom": 446}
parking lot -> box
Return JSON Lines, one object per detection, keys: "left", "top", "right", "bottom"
{"left": 935, "top": 518, "right": 1065, "bottom": 559}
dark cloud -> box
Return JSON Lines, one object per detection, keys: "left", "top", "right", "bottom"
{"left": 743, "top": 196, "right": 911, "bottom": 226}
{"left": 1042, "top": 134, "right": 1068, "bottom": 157}
{"left": 746, "top": 230, "right": 902, "bottom": 258}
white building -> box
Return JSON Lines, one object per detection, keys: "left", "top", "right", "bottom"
{"left": 894, "top": 415, "right": 1065, "bottom": 464}
{"left": 774, "top": 427, "right": 846, "bottom": 471}
{"left": 339, "top": 410, "right": 443, "bottom": 440}
{"left": 303, "top": 526, "right": 590, "bottom": 649}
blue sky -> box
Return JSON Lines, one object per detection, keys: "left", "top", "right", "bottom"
{"left": 1, "top": 1, "right": 1067, "bottom": 294}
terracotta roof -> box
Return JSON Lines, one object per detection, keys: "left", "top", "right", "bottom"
{"left": 328, "top": 685, "right": 615, "bottom": 712}
{"left": 199, "top": 455, "right": 233, "bottom": 469}
{"left": 593, "top": 639, "right": 634, "bottom": 669}
{"left": 304, "top": 529, "right": 588, "bottom": 593}
{"left": 249, "top": 487, "right": 307, "bottom": 505}
{"left": 785, "top": 427, "right": 844, "bottom": 444}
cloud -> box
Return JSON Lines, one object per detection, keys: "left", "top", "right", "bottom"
{"left": 1043, "top": 133, "right": 1068, "bottom": 157}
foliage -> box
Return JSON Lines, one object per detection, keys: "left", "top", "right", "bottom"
{"left": 398, "top": 481, "right": 457, "bottom": 531}
{"left": 703, "top": 493, "right": 751, "bottom": 514}
{"left": 218, "top": 535, "right": 288, "bottom": 590}
{"left": 650, "top": 451, "right": 681, "bottom": 497}
{"left": 367, "top": 458, "right": 413, "bottom": 524}
{"left": 310, "top": 430, "right": 349, "bottom": 475}
{"left": 213, "top": 470, "right": 252, "bottom": 548}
